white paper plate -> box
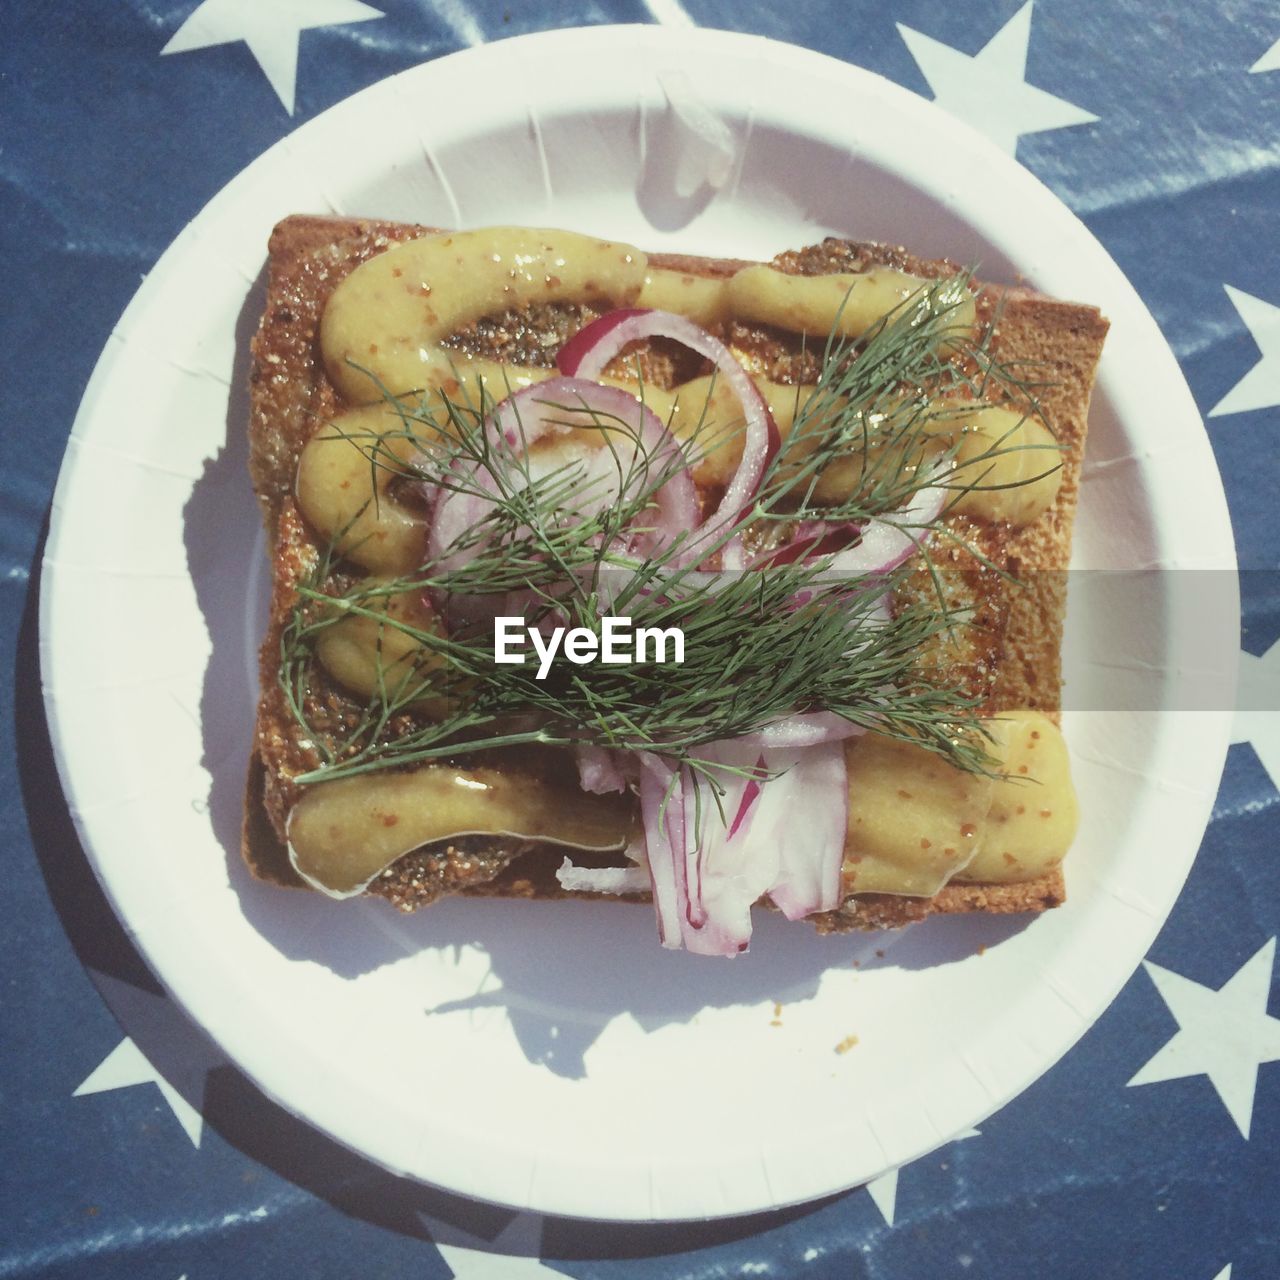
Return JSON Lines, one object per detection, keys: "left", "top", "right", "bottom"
{"left": 40, "top": 26, "right": 1236, "bottom": 1221}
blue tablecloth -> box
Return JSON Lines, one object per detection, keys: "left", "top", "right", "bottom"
{"left": 6, "top": 1, "right": 1279, "bottom": 1275}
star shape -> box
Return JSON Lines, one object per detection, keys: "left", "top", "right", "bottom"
{"left": 643, "top": 0, "right": 696, "bottom": 27}
{"left": 76, "top": 1037, "right": 207, "bottom": 1146}
{"left": 1128, "top": 939, "right": 1280, "bottom": 1138}
{"left": 73, "top": 972, "right": 226, "bottom": 1148}
{"left": 897, "top": 1, "right": 1098, "bottom": 156}
{"left": 1233, "top": 637, "right": 1280, "bottom": 788}
{"left": 161, "top": 0, "right": 384, "bottom": 115}
{"left": 1252, "top": 38, "right": 1280, "bottom": 73}
{"left": 420, "top": 1211, "right": 565, "bottom": 1278}
{"left": 864, "top": 1127, "right": 980, "bottom": 1226}
{"left": 1211, "top": 1267, "right": 1232, "bottom": 1280}
{"left": 1208, "top": 286, "right": 1280, "bottom": 417}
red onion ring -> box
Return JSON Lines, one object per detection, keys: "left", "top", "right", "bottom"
{"left": 557, "top": 308, "right": 780, "bottom": 554}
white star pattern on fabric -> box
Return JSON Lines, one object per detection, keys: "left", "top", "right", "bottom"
{"left": 1233, "top": 638, "right": 1280, "bottom": 789}
{"left": 897, "top": 1, "right": 1097, "bottom": 156}
{"left": 161, "top": 0, "right": 384, "bottom": 114}
{"left": 432, "top": 0, "right": 486, "bottom": 48}
{"left": 73, "top": 972, "right": 226, "bottom": 1147}
{"left": 1211, "top": 1267, "right": 1232, "bottom": 1280}
{"left": 1251, "top": 38, "right": 1280, "bottom": 73}
{"left": 1208, "top": 286, "right": 1280, "bottom": 417}
{"left": 75, "top": 1037, "right": 207, "bottom": 1146}
{"left": 865, "top": 1128, "right": 981, "bottom": 1226}
{"left": 643, "top": 0, "right": 696, "bottom": 26}
{"left": 865, "top": 1165, "right": 900, "bottom": 1226}
{"left": 1128, "top": 939, "right": 1280, "bottom": 1139}
{"left": 422, "top": 1212, "right": 564, "bottom": 1278}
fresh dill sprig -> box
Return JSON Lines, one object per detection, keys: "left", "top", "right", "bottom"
{"left": 278, "top": 273, "right": 1055, "bottom": 787}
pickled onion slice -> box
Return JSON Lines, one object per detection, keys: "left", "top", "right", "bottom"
{"left": 557, "top": 308, "right": 779, "bottom": 557}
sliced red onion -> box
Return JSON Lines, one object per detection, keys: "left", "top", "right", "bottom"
{"left": 821, "top": 473, "right": 950, "bottom": 579}
{"left": 635, "top": 738, "right": 848, "bottom": 954}
{"left": 674, "top": 741, "right": 768, "bottom": 955}
{"left": 556, "top": 308, "right": 779, "bottom": 546}
{"left": 421, "top": 321, "right": 949, "bottom": 952}
{"left": 728, "top": 763, "right": 764, "bottom": 838}
{"left": 426, "top": 377, "right": 700, "bottom": 619}
{"left": 555, "top": 308, "right": 648, "bottom": 381}
{"left": 555, "top": 858, "right": 651, "bottom": 895}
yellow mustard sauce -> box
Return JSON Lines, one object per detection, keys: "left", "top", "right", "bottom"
{"left": 287, "top": 765, "right": 632, "bottom": 897}
{"left": 840, "top": 710, "right": 1077, "bottom": 898}
{"left": 954, "top": 710, "right": 1078, "bottom": 884}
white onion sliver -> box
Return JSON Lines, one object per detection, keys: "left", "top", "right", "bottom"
{"left": 735, "top": 711, "right": 867, "bottom": 751}
{"left": 638, "top": 753, "right": 687, "bottom": 948}
{"left": 575, "top": 743, "right": 630, "bottom": 795}
{"left": 756, "top": 741, "right": 849, "bottom": 920}
{"left": 556, "top": 858, "right": 651, "bottom": 895}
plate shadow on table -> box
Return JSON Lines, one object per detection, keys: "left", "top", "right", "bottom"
{"left": 17, "top": 542, "right": 847, "bottom": 1254}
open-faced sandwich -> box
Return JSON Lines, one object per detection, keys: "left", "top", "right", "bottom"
{"left": 243, "top": 217, "right": 1108, "bottom": 956}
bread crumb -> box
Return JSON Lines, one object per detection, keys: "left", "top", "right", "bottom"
{"left": 835, "top": 1034, "right": 860, "bottom": 1055}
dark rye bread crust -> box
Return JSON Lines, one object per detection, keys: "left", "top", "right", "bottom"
{"left": 245, "top": 215, "right": 1108, "bottom": 930}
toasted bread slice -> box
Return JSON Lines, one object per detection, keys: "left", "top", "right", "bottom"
{"left": 245, "top": 215, "right": 1108, "bottom": 930}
